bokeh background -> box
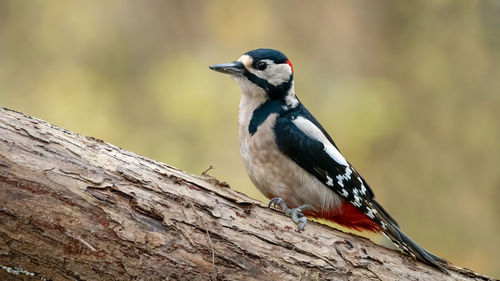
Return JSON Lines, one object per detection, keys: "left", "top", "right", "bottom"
{"left": 1, "top": 0, "right": 499, "bottom": 277}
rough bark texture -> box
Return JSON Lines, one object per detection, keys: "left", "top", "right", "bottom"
{"left": 0, "top": 107, "right": 495, "bottom": 281}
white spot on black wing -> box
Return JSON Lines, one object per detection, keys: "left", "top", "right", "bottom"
{"left": 381, "top": 221, "right": 388, "bottom": 230}
{"left": 326, "top": 175, "right": 334, "bottom": 187}
{"left": 336, "top": 166, "right": 353, "bottom": 187}
{"left": 366, "top": 208, "right": 376, "bottom": 219}
{"left": 341, "top": 189, "right": 349, "bottom": 197}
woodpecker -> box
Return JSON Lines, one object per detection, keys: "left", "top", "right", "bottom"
{"left": 209, "top": 48, "right": 447, "bottom": 272}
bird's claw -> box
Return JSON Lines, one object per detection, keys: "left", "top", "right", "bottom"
{"left": 268, "top": 197, "right": 286, "bottom": 208}
{"left": 268, "top": 197, "right": 309, "bottom": 230}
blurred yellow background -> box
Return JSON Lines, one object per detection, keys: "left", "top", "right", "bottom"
{"left": 1, "top": 0, "right": 499, "bottom": 277}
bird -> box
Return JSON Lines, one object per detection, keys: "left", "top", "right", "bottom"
{"left": 209, "top": 48, "right": 447, "bottom": 272}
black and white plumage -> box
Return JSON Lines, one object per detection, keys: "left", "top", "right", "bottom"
{"left": 209, "top": 48, "right": 447, "bottom": 272}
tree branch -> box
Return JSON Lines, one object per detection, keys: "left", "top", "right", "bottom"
{"left": 0, "top": 107, "right": 494, "bottom": 281}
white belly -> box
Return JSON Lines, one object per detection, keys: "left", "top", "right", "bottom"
{"left": 238, "top": 112, "right": 342, "bottom": 212}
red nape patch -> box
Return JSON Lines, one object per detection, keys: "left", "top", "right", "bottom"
{"left": 286, "top": 59, "right": 294, "bottom": 73}
{"left": 304, "top": 201, "right": 381, "bottom": 232}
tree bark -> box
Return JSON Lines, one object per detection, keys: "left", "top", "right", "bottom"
{"left": 0, "top": 107, "right": 494, "bottom": 281}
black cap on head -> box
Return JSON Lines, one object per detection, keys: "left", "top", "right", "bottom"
{"left": 244, "top": 49, "right": 288, "bottom": 64}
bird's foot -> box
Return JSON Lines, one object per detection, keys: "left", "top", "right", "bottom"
{"left": 268, "top": 198, "right": 309, "bottom": 230}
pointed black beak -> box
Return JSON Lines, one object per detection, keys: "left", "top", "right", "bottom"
{"left": 209, "top": 62, "right": 245, "bottom": 75}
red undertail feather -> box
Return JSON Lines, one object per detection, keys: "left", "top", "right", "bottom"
{"left": 305, "top": 201, "right": 381, "bottom": 232}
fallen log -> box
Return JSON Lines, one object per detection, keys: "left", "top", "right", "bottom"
{"left": 0, "top": 107, "right": 494, "bottom": 281}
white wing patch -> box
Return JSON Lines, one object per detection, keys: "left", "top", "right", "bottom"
{"left": 293, "top": 117, "right": 349, "bottom": 166}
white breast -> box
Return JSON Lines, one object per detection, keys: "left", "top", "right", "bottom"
{"left": 238, "top": 95, "right": 342, "bottom": 212}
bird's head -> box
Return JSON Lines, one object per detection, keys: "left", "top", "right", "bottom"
{"left": 210, "top": 48, "right": 298, "bottom": 108}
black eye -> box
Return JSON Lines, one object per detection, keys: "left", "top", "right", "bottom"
{"left": 256, "top": 61, "right": 267, "bottom": 71}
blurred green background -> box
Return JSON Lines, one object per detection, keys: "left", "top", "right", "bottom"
{"left": 1, "top": 0, "right": 499, "bottom": 277}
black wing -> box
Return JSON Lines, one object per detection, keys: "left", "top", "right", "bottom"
{"left": 273, "top": 104, "right": 447, "bottom": 272}
{"left": 274, "top": 104, "right": 381, "bottom": 218}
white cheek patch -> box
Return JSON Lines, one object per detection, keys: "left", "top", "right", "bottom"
{"left": 264, "top": 63, "right": 293, "bottom": 86}
{"left": 245, "top": 59, "right": 293, "bottom": 86}
{"left": 292, "top": 117, "right": 349, "bottom": 166}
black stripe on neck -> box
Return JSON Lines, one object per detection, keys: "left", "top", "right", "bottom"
{"left": 244, "top": 72, "right": 293, "bottom": 100}
{"left": 248, "top": 100, "right": 286, "bottom": 136}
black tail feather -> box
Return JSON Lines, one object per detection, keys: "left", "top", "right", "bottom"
{"left": 370, "top": 200, "right": 448, "bottom": 274}
{"left": 384, "top": 222, "right": 449, "bottom": 274}
{"left": 372, "top": 200, "right": 399, "bottom": 227}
